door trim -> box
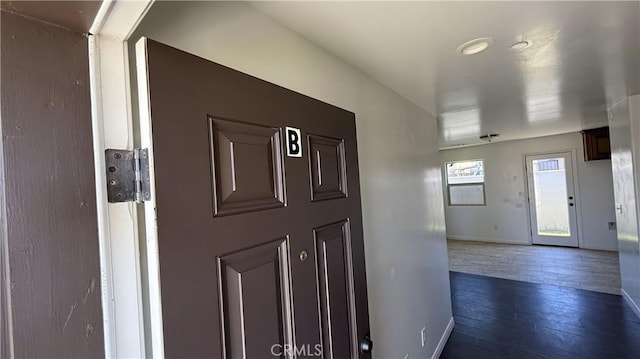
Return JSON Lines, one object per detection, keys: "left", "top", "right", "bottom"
{"left": 523, "top": 149, "right": 583, "bottom": 248}
{"left": 135, "top": 37, "right": 165, "bottom": 358}
{"left": 89, "top": 1, "right": 155, "bottom": 358}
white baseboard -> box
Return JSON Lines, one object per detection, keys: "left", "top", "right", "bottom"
{"left": 621, "top": 288, "right": 640, "bottom": 319}
{"left": 447, "top": 236, "right": 529, "bottom": 245}
{"left": 579, "top": 244, "right": 619, "bottom": 252}
{"left": 447, "top": 236, "right": 619, "bottom": 252}
{"left": 431, "top": 317, "right": 455, "bottom": 359}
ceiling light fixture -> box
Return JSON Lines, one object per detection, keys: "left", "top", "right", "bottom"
{"left": 509, "top": 40, "right": 531, "bottom": 51}
{"left": 479, "top": 133, "right": 500, "bottom": 142}
{"left": 456, "top": 37, "right": 494, "bottom": 55}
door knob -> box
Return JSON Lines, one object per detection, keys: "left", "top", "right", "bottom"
{"left": 568, "top": 196, "right": 574, "bottom": 200}
{"left": 360, "top": 333, "right": 373, "bottom": 354}
{"left": 569, "top": 203, "right": 574, "bottom": 207}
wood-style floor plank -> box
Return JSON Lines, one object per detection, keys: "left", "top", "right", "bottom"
{"left": 447, "top": 240, "right": 621, "bottom": 294}
{"left": 441, "top": 272, "right": 640, "bottom": 359}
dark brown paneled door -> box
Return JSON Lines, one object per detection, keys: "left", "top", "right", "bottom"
{"left": 138, "top": 39, "right": 371, "bottom": 358}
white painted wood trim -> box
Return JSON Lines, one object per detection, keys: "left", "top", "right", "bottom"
{"left": 87, "top": 34, "right": 116, "bottom": 359}
{"left": 88, "top": 0, "right": 114, "bottom": 35}
{"left": 446, "top": 236, "right": 618, "bottom": 251}
{"left": 524, "top": 150, "right": 580, "bottom": 248}
{"left": 91, "top": 0, "right": 154, "bottom": 41}
{"left": 431, "top": 317, "right": 455, "bottom": 359}
{"left": 621, "top": 288, "right": 640, "bottom": 319}
{"left": 89, "top": 1, "right": 155, "bottom": 357}
{"left": 447, "top": 235, "right": 530, "bottom": 245}
{"left": 521, "top": 155, "right": 535, "bottom": 245}
{"left": 135, "top": 37, "right": 165, "bottom": 358}
{"left": 522, "top": 147, "right": 579, "bottom": 246}
{"left": 92, "top": 34, "right": 146, "bottom": 359}
{"left": 568, "top": 149, "right": 584, "bottom": 249}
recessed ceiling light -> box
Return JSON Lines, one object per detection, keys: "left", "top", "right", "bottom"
{"left": 509, "top": 40, "right": 531, "bottom": 51}
{"left": 456, "top": 37, "right": 494, "bottom": 55}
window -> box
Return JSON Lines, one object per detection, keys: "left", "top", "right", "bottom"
{"left": 534, "top": 159, "right": 560, "bottom": 171}
{"left": 445, "top": 160, "right": 486, "bottom": 206}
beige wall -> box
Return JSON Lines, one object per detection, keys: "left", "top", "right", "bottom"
{"left": 130, "top": 1, "right": 453, "bottom": 357}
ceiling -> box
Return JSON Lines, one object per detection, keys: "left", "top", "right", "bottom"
{"left": 251, "top": 1, "right": 640, "bottom": 148}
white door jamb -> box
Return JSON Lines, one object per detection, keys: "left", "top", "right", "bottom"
{"left": 88, "top": 1, "right": 155, "bottom": 357}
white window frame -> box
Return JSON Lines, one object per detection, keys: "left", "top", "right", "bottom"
{"left": 88, "top": 1, "right": 160, "bottom": 357}
{"left": 444, "top": 160, "right": 486, "bottom": 206}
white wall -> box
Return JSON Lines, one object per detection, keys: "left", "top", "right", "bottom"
{"left": 633, "top": 96, "right": 640, "bottom": 215}
{"left": 130, "top": 1, "right": 453, "bottom": 358}
{"left": 609, "top": 95, "right": 640, "bottom": 316}
{"left": 440, "top": 132, "right": 618, "bottom": 251}
{"left": 632, "top": 95, "right": 640, "bottom": 243}
{"left": 632, "top": 94, "right": 640, "bottom": 316}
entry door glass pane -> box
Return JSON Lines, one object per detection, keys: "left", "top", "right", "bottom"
{"left": 532, "top": 158, "right": 570, "bottom": 236}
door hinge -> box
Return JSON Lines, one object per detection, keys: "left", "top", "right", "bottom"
{"left": 105, "top": 148, "right": 150, "bottom": 203}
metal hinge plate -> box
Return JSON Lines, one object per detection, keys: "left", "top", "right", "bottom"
{"left": 105, "top": 148, "right": 150, "bottom": 203}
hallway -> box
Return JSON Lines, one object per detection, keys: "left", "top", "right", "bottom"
{"left": 442, "top": 272, "right": 640, "bottom": 358}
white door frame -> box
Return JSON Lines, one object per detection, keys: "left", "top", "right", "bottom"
{"left": 88, "top": 1, "right": 157, "bottom": 357}
{"left": 524, "top": 150, "right": 582, "bottom": 248}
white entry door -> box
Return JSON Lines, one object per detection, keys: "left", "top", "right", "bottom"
{"left": 526, "top": 152, "right": 579, "bottom": 247}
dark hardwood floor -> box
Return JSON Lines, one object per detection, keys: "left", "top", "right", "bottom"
{"left": 441, "top": 271, "right": 640, "bottom": 359}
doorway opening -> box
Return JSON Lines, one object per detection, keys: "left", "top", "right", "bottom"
{"left": 525, "top": 151, "right": 579, "bottom": 247}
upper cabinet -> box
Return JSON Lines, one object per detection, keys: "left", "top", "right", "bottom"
{"left": 582, "top": 127, "right": 611, "bottom": 161}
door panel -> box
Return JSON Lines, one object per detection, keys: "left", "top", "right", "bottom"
{"left": 218, "top": 238, "right": 292, "bottom": 359}
{"left": 209, "top": 117, "right": 286, "bottom": 216}
{"left": 308, "top": 134, "right": 348, "bottom": 201}
{"left": 137, "top": 38, "right": 371, "bottom": 358}
{"left": 526, "top": 152, "right": 579, "bottom": 247}
{"left": 314, "top": 220, "right": 357, "bottom": 359}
